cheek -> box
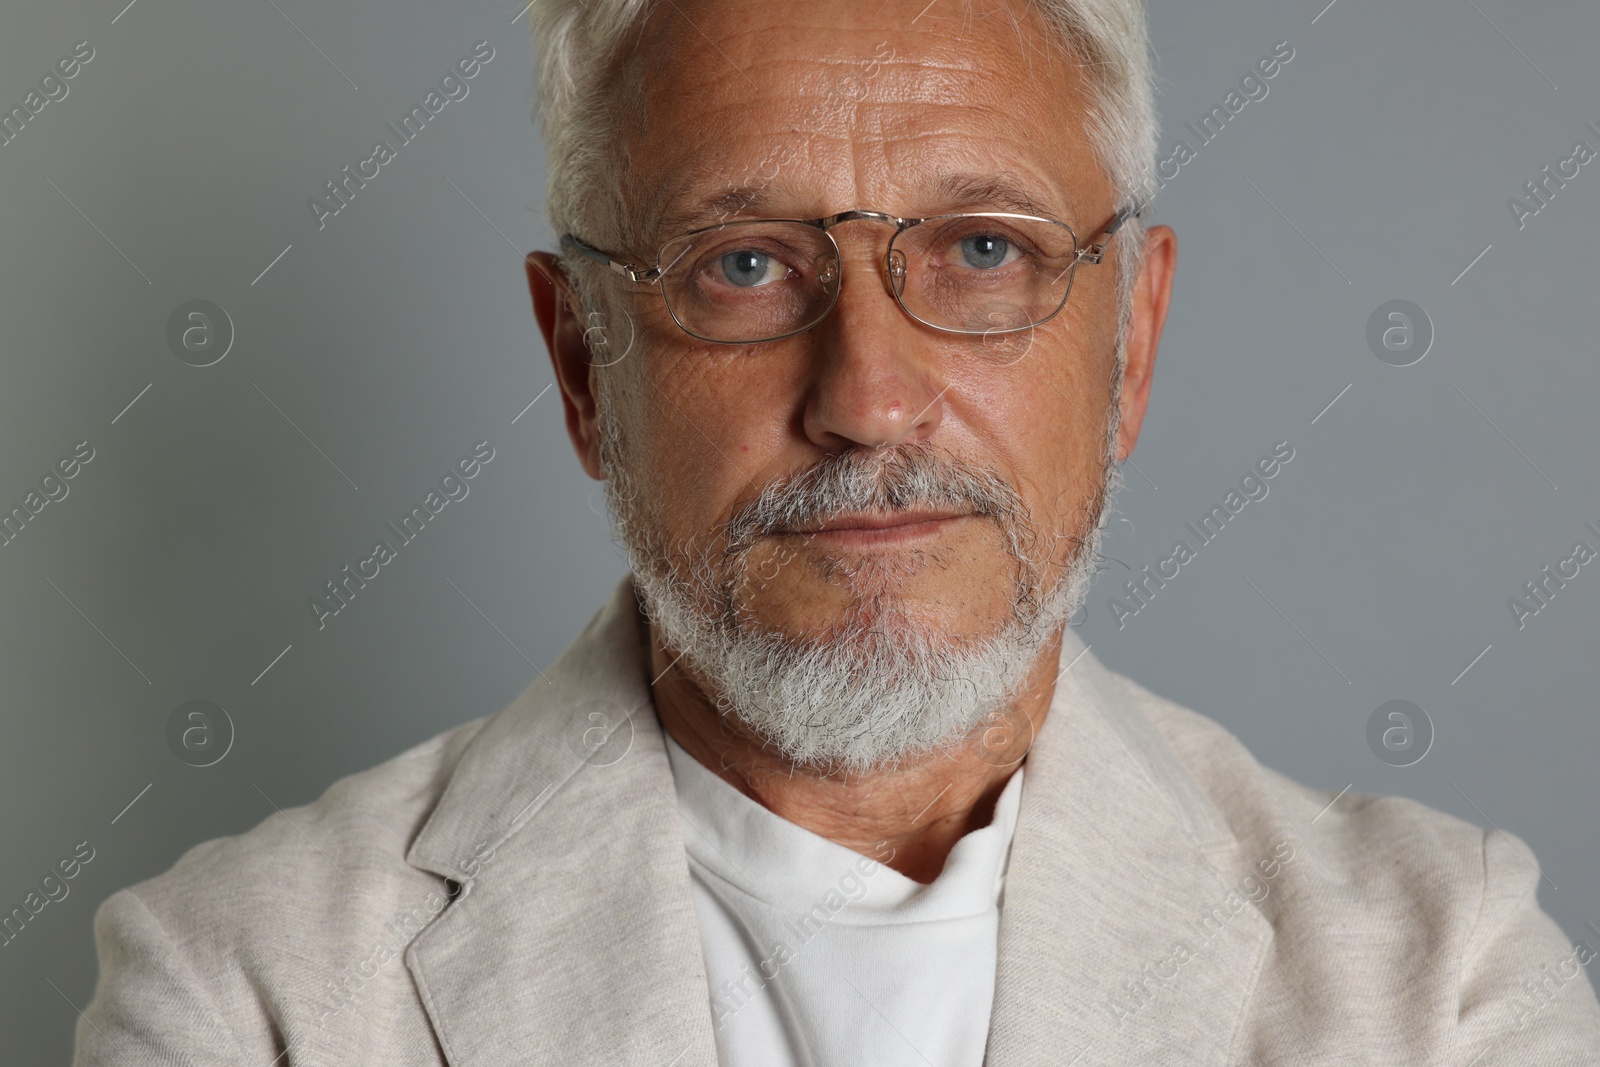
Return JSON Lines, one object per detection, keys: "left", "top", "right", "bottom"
{"left": 944, "top": 345, "right": 1114, "bottom": 566}
{"left": 629, "top": 347, "right": 803, "bottom": 534}
{"left": 954, "top": 339, "right": 1113, "bottom": 466}
{"left": 1058, "top": 258, "right": 1126, "bottom": 358}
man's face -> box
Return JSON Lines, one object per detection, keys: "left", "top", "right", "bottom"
{"left": 542, "top": 0, "right": 1168, "bottom": 767}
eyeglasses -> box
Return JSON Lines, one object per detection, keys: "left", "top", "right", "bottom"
{"left": 559, "top": 205, "right": 1140, "bottom": 345}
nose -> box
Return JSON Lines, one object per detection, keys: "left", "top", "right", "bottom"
{"left": 801, "top": 241, "right": 948, "bottom": 451}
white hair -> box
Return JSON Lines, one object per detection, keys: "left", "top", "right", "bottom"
{"left": 527, "top": 0, "right": 1159, "bottom": 318}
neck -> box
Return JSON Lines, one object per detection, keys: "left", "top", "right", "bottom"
{"left": 648, "top": 617, "right": 1065, "bottom": 884}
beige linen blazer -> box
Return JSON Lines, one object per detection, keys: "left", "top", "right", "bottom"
{"left": 74, "top": 577, "right": 1600, "bottom": 1065}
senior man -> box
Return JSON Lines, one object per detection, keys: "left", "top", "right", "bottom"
{"left": 75, "top": 0, "right": 1600, "bottom": 1064}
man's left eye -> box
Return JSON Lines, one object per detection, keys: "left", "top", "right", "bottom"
{"left": 956, "top": 234, "right": 1015, "bottom": 269}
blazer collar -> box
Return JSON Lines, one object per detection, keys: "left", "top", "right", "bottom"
{"left": 984, "top": 627, "right": 1273, "bottom": 1065}
{"left": 404, "top": 578, "right": 1268, "bottom": 1066}
{"left": 404, "top": 576, "right": 719, "bottom": 1066}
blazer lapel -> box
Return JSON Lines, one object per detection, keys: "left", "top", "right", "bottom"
{"left": 403, "top": 577, "right": 719, "bottom": 1067}
{"left": 985, "top": 631, "right": 1274, "bottom": 1066}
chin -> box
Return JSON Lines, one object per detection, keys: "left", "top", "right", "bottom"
{"left": 634, "top": 543, "right": 1085, "bottom": 774}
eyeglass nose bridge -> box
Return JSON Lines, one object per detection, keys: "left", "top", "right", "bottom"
{"left": 809, "top": 211, "right": 916, "bottom": 309}
{"left": 815, "top": 208, "right": 909, "bottom": 230}
{"left": 816, "top": 248, "right": 914, "bottom": 331}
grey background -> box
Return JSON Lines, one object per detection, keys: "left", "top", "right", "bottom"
{"left": 2, "top": 0, "right": 1596, "bottom": 1059}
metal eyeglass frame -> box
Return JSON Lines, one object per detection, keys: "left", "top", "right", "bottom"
{"left": 558, "top": 204, "right": 1142, "bottom": 345}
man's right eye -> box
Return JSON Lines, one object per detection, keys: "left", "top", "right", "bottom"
{"left": 718, "top": 249, "right": 784, "bottom": 287}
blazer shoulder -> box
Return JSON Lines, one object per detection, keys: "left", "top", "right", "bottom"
{"left": 1099, "top": 665, "right": 1493, "bottom": 897}
{"left": 1088, "top": 668, "right": 1600, "bottom": 1051}
{"left": 79, "top": 716, "right": 492, "bottom": 1063}
{"left": 113, "top": 713, "right": 490, "bottom": 945}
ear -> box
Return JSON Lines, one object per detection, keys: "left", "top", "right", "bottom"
{"left": 1113, "top": 223, "right": 1176, "bottom": 463}
{"left": 526, "top": 251, "right": 604, "bottom": 480}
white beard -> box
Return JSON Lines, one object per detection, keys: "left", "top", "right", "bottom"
{"left": 598, "top": 389, "right": 1122, "bottom": 774}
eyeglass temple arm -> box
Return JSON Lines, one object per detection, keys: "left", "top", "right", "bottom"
{"left": 1078, "top": 202, "right": 1145, "bottom": 265}
{"left": 559, "top": 234, "right": 662, "bottom": 284}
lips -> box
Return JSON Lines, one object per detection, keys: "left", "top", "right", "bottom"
{"left": 786, "top": 509, "right": 969, "bottom": 535}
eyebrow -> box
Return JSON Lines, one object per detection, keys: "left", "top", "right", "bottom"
{"left": 930, "top": 173, "right": 1069, "bottom": 221}
{"left": 649, "top": 170, "right": 1074, "bottom": 247}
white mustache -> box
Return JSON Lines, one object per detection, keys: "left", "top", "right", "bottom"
{"left": 720, "top": 444, "right": 1030, "bottom": 556}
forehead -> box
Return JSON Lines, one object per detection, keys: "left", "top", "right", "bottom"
{"left": 611, "top": 0, "right": 1107, "bottom": 242}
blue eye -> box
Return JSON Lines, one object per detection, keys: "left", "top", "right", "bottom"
{"left": 959, "top": 234, "right": 1011, "bottom": 269}
{"left": 721, "top": 250, "right": 777, "bottom": 286}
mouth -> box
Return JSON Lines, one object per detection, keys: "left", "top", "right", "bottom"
{"left": 780, "top": 509, "right": 973, "bottom": 547}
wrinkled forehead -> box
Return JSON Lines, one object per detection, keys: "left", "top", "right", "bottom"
{"left": 608, "top": 0, "right": 1106, "bottom": 247}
